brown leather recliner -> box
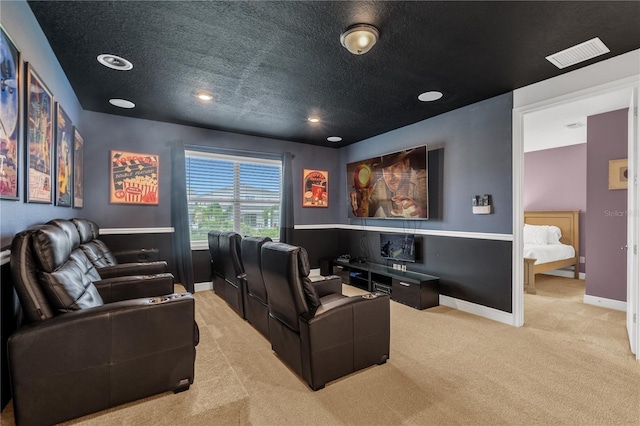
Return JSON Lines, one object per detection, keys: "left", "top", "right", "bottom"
{"left": 70, "top": 218, "right": 168, "bottom": 279}
{"left": 8, "top": 223, "right": 197, "bottom": 426}
{"left": 261, "top": 242, "right": 390, "bottom": 390}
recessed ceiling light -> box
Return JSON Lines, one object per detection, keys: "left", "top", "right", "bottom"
{"left": 308, "top": 117, "right": 320, "bottom": 123}
{"left": 109, "top": 98, "right": 135, "bottom": 109}
{"left": 97, "top": 54, "right": 133, "bottom": 71}
{"left": 197, "top": 92, "right": 213, "bottom": 101}
{"left": 327, "top": 136, "right": 342, "bottom": 143}
{"left": 418, "top": 91, "right": 444, "bottom": 102}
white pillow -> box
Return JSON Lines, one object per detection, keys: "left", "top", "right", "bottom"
{"left": 547, "top": 225, "right": 562, "bottom": 245}
{"left": 524, "top": 224, "right": 548, "bottom": 245}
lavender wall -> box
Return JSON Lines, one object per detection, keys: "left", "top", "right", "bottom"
{"left": 586, "top": 109, "right": 628, "bottom": 302}
{"left": 524, "top": 143, "right": 587, "bottom": 272}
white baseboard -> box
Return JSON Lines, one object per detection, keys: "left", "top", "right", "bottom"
{"left": 583, "top": 295, "right": 627, "bottom": 312}
{"left": 439, "top": 295, "right": 515, "bottom": 326}
{"left": 542, "top": 269, "right": 586, "bottom": 280}
{"left": 194, "top": 281, "right": 213, "bottom": 292}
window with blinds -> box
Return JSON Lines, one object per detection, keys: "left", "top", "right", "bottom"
{"left": 185, "top": 150, "right": 282, "bottom": 248}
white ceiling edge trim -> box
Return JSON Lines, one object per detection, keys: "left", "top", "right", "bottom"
{"left": 100, "top": 227, "right": 175, "bottom": 235}
{"left": 294, "top": 224, "right": 512, "bottom": 241}
{"left": 514, "top": 49, "right": 640, "bottom": 108}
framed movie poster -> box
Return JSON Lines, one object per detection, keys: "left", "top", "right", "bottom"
{"left": 25, "top": 64, "right": 54, "bottom": 204}
{"left": 0, "top": 26, "right": 21, "bottom": 200}
{"left": 110, "top": 150, "right": 159, "bottom": 205}
{"left": 73, "top": 128, "right": 84, "bottom": 208}
{"left": 54, "top": 103, "right": 73, "bottom": 206}
{"left": 302, "top": 169, "right": 328, "bottom": 207}
{"left": 347, "top": 145, "right": 428, "bottom": 219}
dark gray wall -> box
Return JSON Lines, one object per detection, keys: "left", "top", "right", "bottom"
{"left": 0, "top": 1, "right": 84, "bottom": 248}
{"left": 339, "top": 93, "right": 513, "bottom": 234}
{"left": 80, "top": 111, "right": 341, "bottom": 228}
{"left": 333, "top": 93, "right": 514, "bottom": 312}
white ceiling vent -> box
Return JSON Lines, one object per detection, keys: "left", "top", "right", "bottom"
{"left": 564, "top": 122, "right": 585, "bottom": 130}
{"left": 545, "top": 37, "right": 610, "bottom": 69}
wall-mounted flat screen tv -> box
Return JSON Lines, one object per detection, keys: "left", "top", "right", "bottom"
{"left": 347, "top": 145, "right": 428, "bottom": 219}
{"left": 380, "top": 233, "right": 416, "bottom": 262}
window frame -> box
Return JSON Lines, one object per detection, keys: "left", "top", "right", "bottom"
{"left": 185, "top": 149, "right": 282, "bottom": 250}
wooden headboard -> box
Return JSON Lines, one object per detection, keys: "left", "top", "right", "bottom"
{"left": 524, "top": 210, "right": 580, "bottom": 254}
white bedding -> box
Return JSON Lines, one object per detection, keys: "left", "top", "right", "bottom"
{"left": 523, "top": 244, "right": 575, "bottom": 265}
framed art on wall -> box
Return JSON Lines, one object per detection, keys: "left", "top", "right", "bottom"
{"left": 347, "top": 145, "right": 428, "bottom": 219}
{"left": 302, "top": 169, "right": 328, "bottom": 207}
{"left": 110, "top": 150, "right": 159, "bottom": 205}
{"left": 73, "top": 128, "right": 84, "bottom": 208}
{"left": 54, "top": 103, "right": 73, "bottom": 207}
{"left": 608, "top": 158, "right": 628, "bottom": 190}
{"left": 0, "top": 26, "right": 21, "bottom": 200}
{"left": 25, "top": 63, "right": 54, "bottom": 204}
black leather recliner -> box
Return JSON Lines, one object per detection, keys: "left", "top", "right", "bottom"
{"left": 207, "top": 230, "right": 225, "bottom": 295}
{"left": 217, "top": 231, "right": 246, "bottom": 317}
{"left": 261, "top": 242, "right": 390, "bottom": 391}
{"left": 240, "top": 236, "right": 272, "bottom": 338}
{"left": 70, "top": 218, "right": 168, "bottom": 279}
{"left": 8, "top": 223, "right": 197, "bottom": 426}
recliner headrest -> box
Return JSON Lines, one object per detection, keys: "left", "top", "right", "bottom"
{"left": 33, "top": 224, "right": 72, "bottom": 272}
{"left": 297, "top": 246, "right": 310, "bottom": 277}
{"left": 47, "top": 219, "right": 81, "bottom": 249}
{"left": 72, "top": 218, "right": 99, "bottom": 243}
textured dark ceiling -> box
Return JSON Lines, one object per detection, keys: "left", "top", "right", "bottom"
{"left": 28, "top": 1, "right": 640, "bottom": 147}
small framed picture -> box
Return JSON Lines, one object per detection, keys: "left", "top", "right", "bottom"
{"left": 25, "top": 63, "right": 54, "bottom": 204}
{"left": 608, "top": 158, "right": 628, "bottom": 190}
{"left": 302, "top": 169, "right": 328, "bottom": 207}
{"left": 110, "top": 150, "right": 159, "bottom": 205}
{"left": 54, "top": 103, "right": 73, "bottom": 207}
{"left": 0, "top": 26, "right": 21, "bottom": 200}
{"left": 73, "top": 128, "right": 84, "bottom": 208}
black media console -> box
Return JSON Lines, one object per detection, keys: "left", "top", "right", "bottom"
{"left": 332, "top": 259, "right": 439, "bottom": 310}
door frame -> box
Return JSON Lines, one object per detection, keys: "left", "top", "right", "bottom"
{"left": 512, "top": 76, "right": 640, "bottom": 337}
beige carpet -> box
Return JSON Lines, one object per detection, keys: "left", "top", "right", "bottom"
{"left": 2, "top": 276, "right": 639, "bottom": 425}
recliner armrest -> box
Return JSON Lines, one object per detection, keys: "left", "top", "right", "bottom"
{"left": 311, "top": 275, "right": 342, "bottom": 297}
{"left": 96, "top": 261, "right": 168, "bottom": 279}
{"left": 8, "top": 294, "right": 196, "bottom": 426}
{"left": 94, "top": 273, "right": 174, "bottom": 303}
{"left": 113, "top": 248, "right": 160, "bottom": 263}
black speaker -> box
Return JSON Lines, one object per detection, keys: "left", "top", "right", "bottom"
{"left": 319, "top": 258, "right": 332, "bottom": 276}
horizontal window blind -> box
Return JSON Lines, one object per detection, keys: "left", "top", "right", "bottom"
{"left": 185, "top": 150, "right": 282, "bottom": 246}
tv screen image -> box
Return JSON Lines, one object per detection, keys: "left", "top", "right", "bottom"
{"left": 379, "top": 233, "right": 416, "bottom": 262}
{"left": 346, "top": 145, "right": 428, "bottom": 219}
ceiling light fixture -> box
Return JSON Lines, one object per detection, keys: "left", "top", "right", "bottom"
{"left": 97, "top": 54, "right": 133, "bottom": 71}
{"left": 197, "top": 92, "right": 213, "bottom": 101}
{"left": 327, "top": 136, "right": 342, "bottom": 143}
{"left": 109, "top": 98, "right": 135, "bottom": 109}
{"left": 308, "top": 117, "right": 320, "bottom": 123}
{"left": 418, "top": 91, "right": 444, "bottom": 102}
{"left": 340, "top": 24, "right": 379, "bottom": 55}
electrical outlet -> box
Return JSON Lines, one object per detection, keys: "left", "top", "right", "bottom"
{"left": 580, "top": 256, "right": 585, "bottom": 263}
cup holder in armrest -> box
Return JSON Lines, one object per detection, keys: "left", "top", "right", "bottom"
{"left": 149, "top": 293, "right": 190, "bottom": 304}
{"left": 362, "top": 293, "right": 378, "bottom": 299}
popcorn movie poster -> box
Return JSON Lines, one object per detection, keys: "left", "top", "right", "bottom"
{"left": 110, "top": 150, "right": 159, "bottom": 205}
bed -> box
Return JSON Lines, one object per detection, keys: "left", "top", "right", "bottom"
{"left": 523, "top": 210, "right": 580, "bottom": 294}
